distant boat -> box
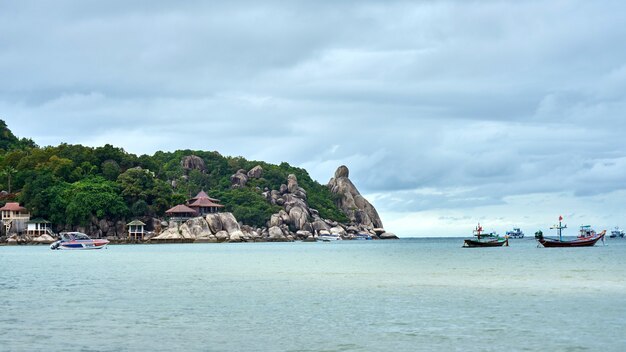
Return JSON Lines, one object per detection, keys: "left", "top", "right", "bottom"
{"left": 317, "top": 233, "right": 342, "bottom": 242}
{"left": 50, "top": 232, "right": 109, "bottom": 250}
{"left": 536, "top": 216, "right": 605, "bottom": 248}
{"left": 353, "top": 233, "right": 372, "bottom": 240}
{"left": 609, "top": 227, "right": 625, "bottom": 238}
{"left": 463, "top": 223, "right": 509, "bottom": 248}
{"left": 506, "top": 227, "right": 524, "bottom": 239}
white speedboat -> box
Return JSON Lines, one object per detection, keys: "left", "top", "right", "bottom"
{"left": 50, "top": 232, "right": 109, "bottom": 250}
{"left": 317, "top": 233, "right": 342, "bottom": 242}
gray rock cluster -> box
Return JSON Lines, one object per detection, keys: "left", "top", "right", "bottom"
{"left": 5, "top": 233, "right": 55, "bottom": 244}
{"left": 152, "top": 212, "right": 263, "bottom": 243}
{"left": 260, "top": 168, "right": 397, "bottom": 240}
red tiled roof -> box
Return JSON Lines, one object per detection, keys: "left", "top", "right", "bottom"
{"left": 0, "top": 202, "right": 28, "bottom": 212}
{"left": 188, "top": 198, "right": 224, "bottom": 208}
{"left": 165, "top": 204, "right": 198, "bottom": 215}
{"left": 189, "top": 190, "right": 220, "bottom": 203}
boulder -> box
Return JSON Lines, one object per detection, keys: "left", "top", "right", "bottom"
{"left": 379, "top": 232, "right": 399, "bottom": 240}
{"left": 268, "top": 226, "right": 287, "bottom": 241}
{"left": 289, "top": 206, "right": 308, "bottom": 230}
{"left": 205, "top": 214, "right": 223, "bottom": 234}
{"left": 215, "top": 230, "right": 229, "bottom": 242}
{"left": 229, "top": 231, "right": 244, "bottom": 242}
{"left": 373, "top": 228, "right": 386, "bottom": 235}
{"left": 287, "top": 174, "right": 299, "bottom": 194}
{"left": 32, "top": 234, "right": 55, "bottom": 244}
{"left": 247, "top": 165, "right": 263, "bottom": 179}
{"left": 153, "top": 227, "right": 182, "bottom": 240}
{"left": 330, "top": 226, "right": 346, "bottom": 236}
{"left": 269, "top": 213, "right": 282, "bottom": 227}
{"left": 218, "top": 213, "right": 241, "bottom": 234}
{"left": 184, "top": 217, "right": 213, "bottom": 238}
{"left": 181, "top": 155, "right": 206, "bottom": 173}
{"left": 295, "top": 230, "right": 312, "bottom": 241}
{"left": 230, "top": 170, "right": 248, "bottom": 188}
{"left": 312, "top": 219, "right": 331, "bottom": 233}
{"left": 178, "top": 224, "right": 194, "bottom": 239}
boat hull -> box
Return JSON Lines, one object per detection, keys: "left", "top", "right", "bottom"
{"left": 463, "top": 238, "right": 508, "bottom": 248}
{"left": 537, "top": 231, "right": 605, "bottom": 248}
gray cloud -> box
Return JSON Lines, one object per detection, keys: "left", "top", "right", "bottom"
{"left": 2, "top": 1, "right": 626, "bottom": 234}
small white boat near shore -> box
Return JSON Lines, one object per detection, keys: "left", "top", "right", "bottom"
{"left": 317, "top": 233, "right": 342, "bottom": 242}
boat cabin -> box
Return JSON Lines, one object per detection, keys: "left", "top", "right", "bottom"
{"left": 578, "top": 225, "right": 596, "bottom": 238}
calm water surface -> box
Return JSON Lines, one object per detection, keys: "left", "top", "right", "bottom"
{"left": 1, "top": 238, "right": 625, "bottom": 351}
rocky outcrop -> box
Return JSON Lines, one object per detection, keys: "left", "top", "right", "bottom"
{"left": 230, "top": 169, "right": 248, "bottom": 188}
{"left": 328, "top": 165, "right": 383, "bottom": 229}
{"left": 151, "top": 212, "right": 268, "bottom": 243}
{"left": 247, "top": 165, "right": 263, "bottom": 179}
{"left": 181, "top": 155, "right": 206, "bottom": 173}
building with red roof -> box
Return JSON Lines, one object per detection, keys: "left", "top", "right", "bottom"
{"left": 165, "top": 191, "right": 224, "bottom": 222}
{"left": 187, "top": 190, "right": 224, "bottom": 215}
{"left": 165, "top": 204, "right": 198, "bottom": 222}
{"left": 0, "top": 202, "right": 31, "bottom": 234}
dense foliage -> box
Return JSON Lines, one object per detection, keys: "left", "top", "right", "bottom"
{"left": 0, "top": 120, "right": 347, "bottom": 228}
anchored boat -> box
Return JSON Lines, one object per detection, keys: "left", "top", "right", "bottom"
{"left": 317, "top": 233, "right": 342, "bottom": 242}
{"left": 506, "top": 227, "right": 524, "bottom": 239}
{"left": 50, "top": 232, "right": 109, "bottom": 250}
{"left": 536, "top": 216, "right": 605, "bottom": 248}
{"left": 609, "top": 227, "right": 625, "bottom": 238}
{"left": 463, "top": 223, "right": 509, "bottom": 248}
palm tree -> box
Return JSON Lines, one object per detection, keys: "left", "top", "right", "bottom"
{"left": 1, "top": 166, "right": 16, "bottom": 194}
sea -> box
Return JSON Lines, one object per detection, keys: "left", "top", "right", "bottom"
{"left": 1, "top": 238, "right": 625, "bottom": 352}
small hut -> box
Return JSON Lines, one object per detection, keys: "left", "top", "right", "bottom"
{"left": 127, "top": 220, "right": 146, "bottom": 241}
{"left": 26, "top": 219, "right": 52, "bottom": 236}
{"left": 165, "top": 204, "right": 198, "bottom": 222}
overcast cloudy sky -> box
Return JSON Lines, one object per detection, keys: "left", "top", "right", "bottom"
{"left": 2, "top": 1, "right": 625, "bottom": 236}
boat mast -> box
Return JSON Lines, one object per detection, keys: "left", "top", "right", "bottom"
{"left": 550, "top": 215, "right": 567, "bottom": 241}
{"left": 557, "top": 216, "right": 566, "bottom": 241}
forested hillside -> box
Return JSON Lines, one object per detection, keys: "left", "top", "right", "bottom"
{"left": 0, "top": 120, "right": 346, "bottom": 228}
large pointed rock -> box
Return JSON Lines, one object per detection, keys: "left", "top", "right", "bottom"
{"left": 328, "top": 165, "right": 383, "bottom": 229}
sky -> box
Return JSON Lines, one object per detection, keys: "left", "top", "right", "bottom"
{"left": 1, "top": 1, "right": 626, "bottom": 237}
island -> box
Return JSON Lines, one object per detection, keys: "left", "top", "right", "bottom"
{"left": 0, "top": 119, "right": 397, "bottom": 244}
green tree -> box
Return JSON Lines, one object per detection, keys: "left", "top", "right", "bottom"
{"left": 1, "top": 166, "right": 17, "bottom": 193}
{"left": 101, "top": 160, "right": 121, "bottom": 181}
{"left": 63, "top": 177, "right": 128, "bottom": 226}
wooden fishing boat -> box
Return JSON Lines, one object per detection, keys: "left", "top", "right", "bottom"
{"left": 463, "top": 223, "right": 509, "bottom": 248}
{"left": 536, "top": 216, "right": 605, "bottom": 248}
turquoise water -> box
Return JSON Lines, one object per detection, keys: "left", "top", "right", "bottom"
{"left": 1, "top": 238, "right": 625, "bottom": 351}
